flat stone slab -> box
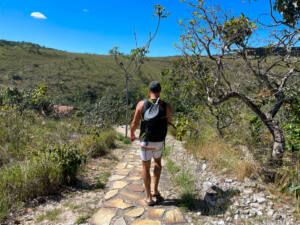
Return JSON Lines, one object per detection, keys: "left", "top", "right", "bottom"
{"left": 118, "top": 170, "right": 131, "bottom": 176}
{"left": 116, "top": 163, "right": 127, "bottom": 169}
{"left": 131, "top": 219, "right": 162, "bottom": 225}
{"left": 124, "top": 207, "right": 144, "bottom": 218}
{"left": 138, "top": 199, "right": 148, "bottom": 207}
{"left": 105, "top": 189, "right": 119, "bottom": 200}
{"left": 104, "top": 198, "right": 132, "bottom": 209}
{"left": 120, "top": 191, "right": 142, "bottom": 201}
{"left": 128, "top": 176, "right": 141, "bottom": 181}
{"left": 113, "top": 217, "right": 126, "bottom": 225}
{"left": 126, "top": 184, "right": 144, "bottom": 192}
{"left": 109, "top": 175, "right": 126, "bottom": 181}
{"left": 165, "top": 208, "right": 185, "bottom": 223}
{"left": 148, "top": 208, "right": 165, "bottom": 218}
{"left": 113, "top": 181, "right": 128, "bottom": 189}
{"left": 92, "top": 208, "right": 116, "bottom": 225}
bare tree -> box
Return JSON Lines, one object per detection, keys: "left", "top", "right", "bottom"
{"left": 109, "top": 4, "right": 169, "bottom": 138}
{"left": 178, "top": 0, "right": 299, "bottom": 166}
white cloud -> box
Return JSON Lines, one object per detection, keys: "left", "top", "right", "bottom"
{"left": 82, "top": 9, "right": 88, "bottom": 13}
{"left": 30, "top": 12, "right": 47, "bottom": 19}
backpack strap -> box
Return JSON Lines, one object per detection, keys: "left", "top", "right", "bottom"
{"left": 141, "top": 99, "right": 151, "bottom": 120}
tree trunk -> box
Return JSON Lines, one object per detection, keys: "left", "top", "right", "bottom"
{"left": 265, "top": 119, "right": 285, "bottom": 167}
{"left": 125, "top": 75, "right": 129, "bottom": 138}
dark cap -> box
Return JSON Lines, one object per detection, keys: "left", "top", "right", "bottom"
{"left": 149, "top": 81, "right": 161, "bottom": 93}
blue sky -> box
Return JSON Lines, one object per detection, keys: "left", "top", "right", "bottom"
{"left": 0, "top": 0, "right": 275, "bottom": 56}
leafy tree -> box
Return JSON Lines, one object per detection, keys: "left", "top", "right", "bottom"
{"left": 273, "top": 0, "right": 300, "bottom": 28}
{"left": 177, "top": 0, "right": 299, "bottom": 167}
{"left": 109, "top": 4, "right": 169, "bottom": 137}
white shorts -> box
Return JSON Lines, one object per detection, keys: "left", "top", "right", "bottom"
{"left": 139, "top": 141, "right": 164, "bottom": 161}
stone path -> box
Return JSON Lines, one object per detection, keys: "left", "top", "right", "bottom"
{"left": 90, "top": 131, "right": 188, "bottom": 225}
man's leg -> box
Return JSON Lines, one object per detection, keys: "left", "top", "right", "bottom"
{"left": 142, "top": 160, "right": 153, "bottom": 203}
{"left": 153, "top": 156, "right": 162, "bottom": 195}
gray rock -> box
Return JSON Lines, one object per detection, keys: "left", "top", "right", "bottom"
{"left": 202, "top": 181, "right": 212, "bottom": 192}
{"left": 243, "top": 188, "right": 253, "bottom": 195}
{"left": 267, "top": 209, "right": 274, "bottom": 217}
{"left": 257, "top": 196, "right": 266, "bottom": 203}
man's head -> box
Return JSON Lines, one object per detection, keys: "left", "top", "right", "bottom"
{"left": 148, "top": 81, "right": 161, "bottom": 97}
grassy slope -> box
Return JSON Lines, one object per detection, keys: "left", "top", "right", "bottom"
{"left": 0, "top": 40, "right": 175, "bottom": 103}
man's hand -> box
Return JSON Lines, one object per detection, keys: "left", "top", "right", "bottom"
{"left": 130, "top": 133, "right": 136, "bottom": 142}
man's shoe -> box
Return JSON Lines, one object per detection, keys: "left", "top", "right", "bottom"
{"left": 146, "top": 200, "right": 156, "bottom": 206}
{"left": 153, "top": 193, "right": 164, "bottom": 203}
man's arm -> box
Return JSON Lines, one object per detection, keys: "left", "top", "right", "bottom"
{"left": 130, "top": 101, "right": 144, "bottom": 140}
{"left": 166, "top": 103, "right": 172, "bottom": 125}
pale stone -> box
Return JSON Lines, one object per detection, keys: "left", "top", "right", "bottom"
{"left": 202, "top": 181, "right": 212, "bottom": 192}
{"left": 124, "top": 207, "right": 144, "bottom": 217}
{"left": 105, "top": 189, "right": 119, "bottom": 200}
{"left": 109, "top": 175, "right": 126, "bottom": 181}
{"left": 128, "top": 176, "right": 141, "bottom": 181}
{"left": 113, "top": 217, "right": 126, "bottom": 225}
{"left": 116, "top": 163, "right": 127, "bottom": 169}
{"left": 92, "top": 208, "right": 116, "bottom": 225}
{"left": 127, "top": 164, "right": 134, "bottom": 169}
{"left": 104, "top": 198, "right": 132, "bottom": 209}
{"left": 267, "top": 209, "right": 274, "bottom": 217}
{"left": 165, "top": 209, "right": 185, "bottom": 223}
{"left": 120, "top": 191, "right": 142, "bottom": 200}
{"left": 127, "top": 184, "right": 144, "bottom": 192}
{"left": 243, "top": 189, "right": 253, "bottom": 195}
{"left": 131, "top": 219, "right": 161, "bottom": 225}
{"left": 148, "top": 208, "right": 165, "bottom": 218}
{"left": 113, "top": 181, "right": 128, "bottom": 189}
{"left": 118, "top": 170, "right": 131, "bottom": 176}
{"left": 138, "top": 199, "right": 148, "bottom": 207}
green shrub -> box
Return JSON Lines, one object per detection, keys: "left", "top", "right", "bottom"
{"left": 166, "top": 159, "right": 180, "bottom": 175}
{"left": 178, "top": 187, "right": 196, "bottom": 210}
{"left": 122, "top": 137, "right": 131, "bottom": 144}
{"left": 83, "top": 95, "right": 127, "bottom": 128}
{"left": 78, "top": 129, "right": 116, "bottom": 157}
{"left": 173, "top": 170, "right": 194, "bottom": 190}
{"left": 162, "top": 146, "right": 171, "bottom": 157}
{"left": 0, "top": 85, "right": 52, "bottom": 114}
{"left": 76, "top": 214, "right": 91, "bottom": 224}
{"left": 100, "top": 130, "right": 117, "bottom": 149}
{"left": 282, "top": 98, "right": 300, "bottom": 152}
{"left": 0, "top": 155, "right": 62, "bottom": 220}
{"left": 46, "top": 144, "right": 86, "bottom": 184}
{"left": 0, "top": 144, "right": 86, "bottom": 220}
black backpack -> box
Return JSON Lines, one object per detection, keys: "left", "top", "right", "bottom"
{"left": 140, "top": 98, "right": 168, "bottom": 142}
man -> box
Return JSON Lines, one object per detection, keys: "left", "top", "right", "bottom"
{"left": 130, "top": 81, "right": 172, "bottom": 206}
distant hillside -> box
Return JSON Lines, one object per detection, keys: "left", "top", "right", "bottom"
{"left": 0, "top": 40, "right": 175, "bottom": 104}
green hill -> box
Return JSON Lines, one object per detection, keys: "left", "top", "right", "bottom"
{"left": 0, "top": 40, "right": 175, "bottom": 104}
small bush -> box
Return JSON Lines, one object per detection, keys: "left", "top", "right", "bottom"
{"left": 162, "top": 145, "right": 171, "bottom": 157}
{"left": 179, "top": 187, "right": 196, "bottom": 210}
{"left": 100, "top": 130, "right": 117, "bottom": 149}
{"left": 166, "top": 158, "right": 180, "bottom": 175}
{"left": 36, "top": 208, "right": 62, "bottom": 222}
{"left": 78, "top": 129, "right": 116, "bottom": 157}
{"left": 173, "top": 170, "right": 194, "bottom": 190}
{"left": 0, "top": 144, "right": 86, "bottom": 220}
{"left": 46, "top": 144, "right": 86, "bottom": 184}
{"left": 186, "top": 137, "right": 258, "bottom": 180}
{"left": 76, "top": 214, "right": 91, "bottom": 224}
{"left": 122, "top": 137, "right": 131, "bottom": 144}
{"left": 0, "top": 155, "right": 63, "bottom": 220}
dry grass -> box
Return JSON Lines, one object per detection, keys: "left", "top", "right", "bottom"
{"left": 186, "top": 137, "right": 259, "bottom": 180}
